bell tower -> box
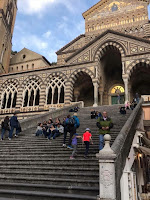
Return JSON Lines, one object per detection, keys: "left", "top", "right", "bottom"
{"left": 0, "top": 0, "right": 17, "bottom": 74}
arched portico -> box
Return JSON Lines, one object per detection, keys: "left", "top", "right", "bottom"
{"left": 95, "top": 42, "right": 125, "bottom": 105}
{"left": 128, "top": 61, "right": 150, "bottom": 101}
{"left": 69, "top": 68, "right": 98, "bottom": 107}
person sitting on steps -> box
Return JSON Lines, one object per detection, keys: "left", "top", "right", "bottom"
{"left": 35, "top": 123, "right": 43, "bottom": 136}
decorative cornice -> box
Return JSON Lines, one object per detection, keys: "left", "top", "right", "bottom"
{"left": 56, "top": 34, "right": 85, "bottom": 55}
{"left": 82, "top": 0, "right": 150, "bottom": 19}
{"left": 65, "top": 29, "right": 150, "bottom": 62}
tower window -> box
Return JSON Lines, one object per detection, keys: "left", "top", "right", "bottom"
{"left": 23, "top": 54, "right": 26, "bottom": 59}
{"left": 111, "top": 3, "right": 118, "bottom": 12}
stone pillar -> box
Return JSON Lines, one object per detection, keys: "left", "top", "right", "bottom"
{"left": 96, "top": 135, "right": 117, "bottom": 200}
{"left": 128, "top": 84, "right": 131, "bottom": 103}
{"left": 16, "top": 88, "right": 23, "bottom": 112}
{"left": 39, "top": 84, "right": 46, "bottom": 110}
{"left": 64, "top": 81, "right": 73, "bottom": 106}
{"left": 93, "top": 82, "right": 98, "bottom": 107}
{"left": 123, "top": 78, "right": 129, "bottom": 103}
{"left": 74, "top": 90, "right": 80, "bottom": 102}
{"left": 122, "top": 62, "right": 125, "bottom": 75}
{"left": 99, "top": 92, "right": 103, "bottom": 106}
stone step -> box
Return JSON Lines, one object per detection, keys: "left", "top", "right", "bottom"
{"left": 0, "top": 176, "right": 99, "bottom": 187}
{"left": 0, "top": 166, "right": 99, "bottom": 172}
{"left": 0, "top": 171, "right": 98, "bottom": 180}
{"left": 0, "top": 154, "right": 98, "bottom": 160}
{"left": 0, "top": 162, "right": 98, "bottom": 167}
{"left": 0, "top": 182, "right": 98, "bottom": 197}
{"left": 0, "top": 189, "right": 97, "bottom": 200}
{"left": 0, "top": 104, "right": 132, "bottom": 200}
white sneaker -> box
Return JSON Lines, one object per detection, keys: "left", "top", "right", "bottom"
{"left": 8, "top": 137, "right": 11, "bottom": 140}
{"left": 15, "top": 134, "right": 18, "bottom": 137}
{"left": 62, "top": 144, "right": 66, "bottom": 147}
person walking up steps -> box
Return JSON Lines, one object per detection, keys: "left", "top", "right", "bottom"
{"left": 73, "top": 113, "right": 80, "bottom": 133}
{"left": 9, "top": 113, "right": 20, "bottom": 140}
{"left": 63, "top": 115, "right": 75, "bottom": 149}
{"left": 70, "top": 133, "right": 82, "bottom": 160}
{"left": 1, "top": 116, "right": 10, "bottom": 140}
{"left": 82, "top": 128, "right": 93, "bottom": 158}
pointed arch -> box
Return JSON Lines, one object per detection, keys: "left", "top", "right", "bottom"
{"left": 46, "top": 73, "right": 66, "bottom": 105}
{"left": 126, "top": 59, "right": 150, "bottom": 80}
{"left": 0, "top": 79, "right": 19, "bottom": 109}
{"left": 70, "top": 68, "right": 95, "bottom": 85}
{"left": 22, "top": 75, "right": 42, "bottom": 107}
{"left": 94, "top": 41, "right": 126, "bottom": 62}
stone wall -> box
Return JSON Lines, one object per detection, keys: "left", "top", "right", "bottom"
{"left": 111, "top": 99, "right": 143, "bottom": 200}
{"left": 19, "top": 102, "right": 83, "bottom": 131}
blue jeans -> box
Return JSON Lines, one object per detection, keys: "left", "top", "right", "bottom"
{"left": 1, "top": 128, "right": 7, "bottom": 139}
{"left": 36, "top": 130, "right": 43, "bottom": 136}
{"left": 48, "top": 130, "right": 59, "bottom": 140}
{"left": 84, "top": 141, "right": 90, "bottom": 155}
{"left": 99, "top": 134, "right": 104, "bottom": 150}
{"left": 9, "top": 126, "right": 19, "bottom": 138}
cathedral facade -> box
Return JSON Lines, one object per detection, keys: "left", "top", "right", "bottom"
{"left": 0, "top": 0, "right": 150, "bottom": 119}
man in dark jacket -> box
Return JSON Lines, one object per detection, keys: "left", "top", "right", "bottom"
{"left": 9, "top": 113, "right": 19, "bottom": 140}
{"left": 1, "top": 116, "right": 10, "bottom": 140}
{"left": 96, "top": 111, "right": 113, "bottom": 150}
{"left": 63, "top": 115, "right": 75, "bottom": 149}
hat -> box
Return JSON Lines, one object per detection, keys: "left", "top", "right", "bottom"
{"left": 73, "top": 113, "right": 77, "bottom": 116}
{"left": 85, "top": 128, "right": 90, "bottom": 131}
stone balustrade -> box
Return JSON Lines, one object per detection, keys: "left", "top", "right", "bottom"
{"left": 96, "top": 99, "right": 143, "bottom": 200}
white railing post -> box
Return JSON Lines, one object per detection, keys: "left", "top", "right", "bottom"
{"left": 96, "top": 134, "right": 117, "bottom": 200}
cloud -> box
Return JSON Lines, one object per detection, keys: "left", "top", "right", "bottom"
{"left": 43, "top": 31, "right": 51, "bottom": 39}
{"left": 21, "top": 35, "right": 48, "bottom": 50}
{"left": 18, "top": 0, "right": 87, "bottom": 15}
{"left": 18, "top": 0, "right": 55, "bottom": 15}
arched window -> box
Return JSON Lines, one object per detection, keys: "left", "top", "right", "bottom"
{"left": 46, "top": 77, "right": 65, "bottom": 105}
{"left": 23, "top": 77, "right": 41, "bottom": 107}
{"left": 1, "top": 81, "right": 18, "bottom": 109}
{"left": 111, "top": 86, "right": 125, "bottom": 94}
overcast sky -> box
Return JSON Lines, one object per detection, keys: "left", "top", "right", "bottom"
{"left": 12, "top": 0, "right": 150, "bottom": 63}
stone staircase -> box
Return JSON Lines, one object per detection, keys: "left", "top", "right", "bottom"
{"left": 0, "top": 105, "right": 132, "bottom": 199}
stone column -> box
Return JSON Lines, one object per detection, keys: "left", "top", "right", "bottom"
{"left": 122, "top": 62, "right": 125, "bottom": 75}
{"left": 64, "top": 81, "right": 73, "bottom": 106}
{"left": 99, "top": 91, "right": 103, "bottom": 106}
{"left": 123, "top": 78, "right": 129, "bottom": 103}
{"left": 74, "top": 90, "right": 80, "bottom": 102}
{"left": 16, "top": 87, "right": 23, "bottom": 112}
{"left": 93, "top": 82, "right": 98, "bottom": 107}
{"left": 96, "top": 135, "right": 117, "bottom": 200}
{"left": 39, "top": 84, "right": 46, "bottom": 110}
{"left": 128, "top": 85, "right": 131, "bottom": 103}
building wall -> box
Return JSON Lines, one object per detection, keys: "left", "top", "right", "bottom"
{"left": 83, "top": 0, "right": 150, "bottom": 42}
{"left": 9, "top": 59, "right": 51, "bottom": 73}
{"left": 0, "top": 0, "right": 17, "bottom": 73}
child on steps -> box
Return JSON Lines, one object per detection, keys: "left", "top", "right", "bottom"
{"left": 70, "top": 133, "right": 82, "bottom": 160}
{"left": 82, "top": 128, "right": 93, "bottom": 158}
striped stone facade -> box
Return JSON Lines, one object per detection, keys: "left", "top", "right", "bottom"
{"left": 0, "top": 0, "right": 150, "bottom": 118}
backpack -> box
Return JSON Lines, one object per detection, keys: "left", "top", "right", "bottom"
{"left": 68, "top": 117, "right": 75, "bottom": 126}
{"left": 74, "top": 117, "right": 80, "bottom": 128}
